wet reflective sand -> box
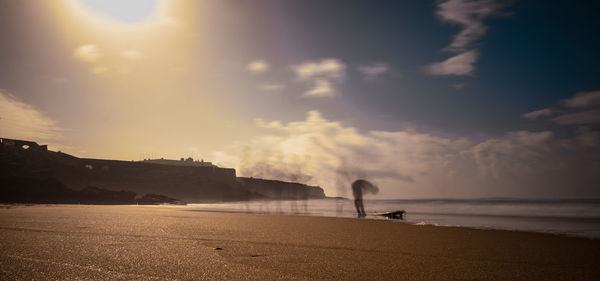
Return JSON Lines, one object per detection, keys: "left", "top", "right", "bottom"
{"left": 1, "top": 204, "right": 599, "bottom": 280}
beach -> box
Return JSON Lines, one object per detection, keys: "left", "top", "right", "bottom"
{"left": 1, "top": 205, "right": 599, "bottom": 280}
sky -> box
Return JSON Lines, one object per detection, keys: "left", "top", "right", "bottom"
{"left": 1, "top": 0, "right": 599, "bottom": 199}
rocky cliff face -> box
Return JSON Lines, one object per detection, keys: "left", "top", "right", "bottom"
{"left": 237, "top": 177, "right": 325, "bottom": 200}
{"left": 59, "top": 158, "right": 242, "bottom": 202}
{"left": 0, "top": 141, "right": 326, "bottom": 203}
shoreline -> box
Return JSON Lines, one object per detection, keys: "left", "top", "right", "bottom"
{"left": 3, "top": 203, "right": 599, "bottom": 240}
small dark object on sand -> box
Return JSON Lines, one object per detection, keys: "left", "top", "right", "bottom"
{"left": 215, "top": 247, "right": 223, "bottom": 250}
{"left": 375, "top": 210, "right": 405, "bottom": 220}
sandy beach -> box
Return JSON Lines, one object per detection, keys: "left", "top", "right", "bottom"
{"left": 1, "top": 205, "right": 599, "bottom": 280}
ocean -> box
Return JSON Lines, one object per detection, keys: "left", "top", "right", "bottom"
{"left": 186, "top": 198, "right": 600, "bottom": 239}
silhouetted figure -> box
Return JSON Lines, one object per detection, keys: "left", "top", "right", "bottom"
{"left": 351, "top": 179, "right": 379, "bottom": 218}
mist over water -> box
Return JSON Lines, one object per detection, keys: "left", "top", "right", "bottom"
{"left": 186, "top": 198, "right": 600, "bottom": 239}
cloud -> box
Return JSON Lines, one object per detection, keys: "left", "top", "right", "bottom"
{"left": 467, "top": 131, "right": 559, "bottom": 179}
{"left": 525, "top": 90, "right": 600, "bottom": 125}
{"left": 553, "top": 110, "right": 600, "bottom": 125}
{"left": 246, "top": 60, "right": 270, "bottom": 74}
{"left": 523, "top": 108, "right": 552, "bottom": 120}
{"left": 73, "top": 44, "right": 111, "bottom": 75}
{"left": 215, "top": 111, "right": 600, "bottom": 198}
{"left": 73, "top": 45, "right": 147, "bottom": 75}
{"left": 437, "top": 0, "right": 509, "bottom": 52}
{"left": 562, "top": 91, "right": 600, "bottom": 108}
{"left": 304, "top": 79, "right": 337, "bottom": 97}
{"left": 426, "top": 0, "right": 510, "bottom": 76}
{"left": 0, "top": 90, "right": 64, "bottom": 142}
{"left": 73, "top": 44, "right": 102, "bottom": 62}
{"left": 239, "top": 110, "right": 434, "bottom": 196}
{"left": 292, "top": 58, "right": 346, "bottom": 80}
{"left": 291, "top": 58, "right": 346, "bottom": 97}
{"left": 357, "top": 63, "right": 389, "bottom": 79}
{"left": 425, "top": 50, "right": 477, "bottom": 76}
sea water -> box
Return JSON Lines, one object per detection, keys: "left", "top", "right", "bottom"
{"left": 186, "top": 198, "right": 600, "bottom": 239}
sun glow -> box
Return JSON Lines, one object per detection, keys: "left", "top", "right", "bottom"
{"left": 48, "top": 0, "right": 182, "bottom": 39}
{"left": 40, "top": 1, "right": 251, "bottom": 161}
{"left": 46, "top": 0, "right": 195, "bottom": 75}
{"left": 76, "top": 0, "right": 160, "bottom": 24}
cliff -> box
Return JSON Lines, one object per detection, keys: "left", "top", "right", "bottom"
{"left": 237, "top": 177, "right": 325, "bottom": 200}
{"left": 0, "top": 138, "right": 326, "bottom": 203}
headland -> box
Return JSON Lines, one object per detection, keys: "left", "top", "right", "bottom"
{"left": 0, "top": 138, "right": 325, "bottom": 203}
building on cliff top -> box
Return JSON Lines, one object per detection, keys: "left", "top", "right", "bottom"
{"left": 141, "top": 157, "right": 216, "bottom": 168}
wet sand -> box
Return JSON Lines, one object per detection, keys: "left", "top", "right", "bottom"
{"left": 1, "top": 204, "right": 599, "bottom": 280}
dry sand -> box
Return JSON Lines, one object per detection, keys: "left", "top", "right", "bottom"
{"left": 1, "top": 204, "right": 599, "bottom": 280}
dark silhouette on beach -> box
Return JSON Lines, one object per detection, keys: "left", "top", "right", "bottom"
{"left": 351, "top": 179, "right": 379, "bottom": 218}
